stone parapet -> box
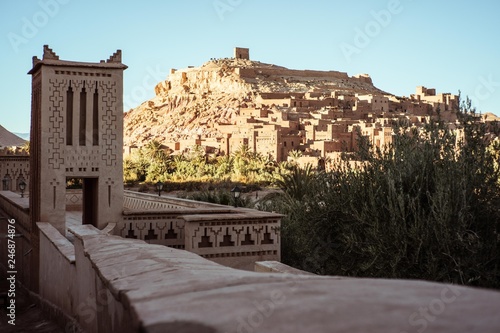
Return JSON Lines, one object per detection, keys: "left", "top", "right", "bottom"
{"left": 255, "top": 261, "right": 315, "bottom": 275}
{"left": 120, "top": 192, "right": 282, "bottom": 270}
{"left": 0, "top": 190, "right": 30, "bottom": 234}
{"left": 34, "top": 223, "right": 500, "bottom": 333}
{"left": 123, "top": 190, "right": 231, "bottom": 210}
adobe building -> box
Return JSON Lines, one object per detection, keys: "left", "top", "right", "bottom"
{"left": 28, "top": 45, "right": 127, "bottom": 235}
{"left": 234, "top": 47, "right": 250, "bottom": 60}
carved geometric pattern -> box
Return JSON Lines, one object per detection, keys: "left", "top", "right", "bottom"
{"left": 135, "top": 222, "right": 147, "bottom": 238}
{"left": 241, "top": 226, "right": 255, "bottom": 245}
{"left": 120, "top": 217, "right": 185, "bottom": 248}
{"left": 69, "top": 195, "right": 80, "bottom": 204}
{"left": 165, "top": 222, "right": 178, "bottom": 239}
{"left": 121, "top": 216, "right": 280, "bottom": 254}
{"left": 43, "top": 45, "right": 59, "bottom": 60}
{"left": 219, "top": 227, "right": 235, "bottom": 247}
{"left": 100, "top": 81, "right": 118, "bottom": 166}
{"left": 261, "top": 225, "right": 274, "bottom": 244}
{"left": 144, "top": 223, "right": 158, "bottom": 241}
{"left": 55, "top": 70, "right": 111, "bottom": 77}
{"left": 191, "top": 223, "right": 279, "bottom": 250}
{"left": 48, "top": 79, "right": 66, "bottom": 169}
{"left": 0, "top": 158, "right": 30, "bottom": 191}
{"left": 202, "top": 250, "right": 278, "bottom": 259}
{"left": 106, "top": 50, "right": 122, "bottom": 63}
{"left": 125, "top": 223, "right": 137, "bottom": 239}
{"left": 64, "top": 147, "right": 100, "bottom": 169}
{"left": 198, "top": 228, "right": 213, "bottom": 248}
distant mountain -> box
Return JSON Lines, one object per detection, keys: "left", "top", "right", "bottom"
{"left": 13, "top": 132, "right": 30, "bottom": 141}
{"left": 0, "top": 125, "right": 26, "bottom": 147}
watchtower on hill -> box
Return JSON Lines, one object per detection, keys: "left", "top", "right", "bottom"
{"left": 234, "top": 47, "right": 250, "bottom": 60}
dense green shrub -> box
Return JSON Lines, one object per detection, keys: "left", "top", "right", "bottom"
{"left": 261, "top": 105, "right": 500, "bottom": 289}
{"left": 179, "top": 188, "right": 253, "bottom": 207}
{"left": 123, "top": 143, "right": 283, "bottom": 185}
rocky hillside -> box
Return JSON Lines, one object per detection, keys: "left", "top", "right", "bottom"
{"left": 124, "top": 58, "right": 387, "bottom": 147}
{"left": 0, "top": 124, "right": 26, "bottom": 147}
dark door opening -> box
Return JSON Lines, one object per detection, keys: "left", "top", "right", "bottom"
{"left": 82, "top": 178, "right": 98, "bottom": 227}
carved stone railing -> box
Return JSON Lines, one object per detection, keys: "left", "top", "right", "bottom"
{"left": 184, "top": 209, "right": 280, "bottom": 270}
{"left": 119, "top": 211, "right": 188, "bottom": 249}
{"left": 0, "top": 155, "right": 30, "bottom": 192}
{"left": 120, "top": 192, "right": 282, "bottom": 270}
{"left": 123, "top": 190, "right": 225, "bottom": 210}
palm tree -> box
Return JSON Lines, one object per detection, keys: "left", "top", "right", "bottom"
{"left": 275, "top": 164, "right": 316, "bottom": 201}
{"left": 144, "top": 140, "right": 167, "bottom": 162}
{"left": 232, "top": 145, "right": 252, "bottom": 178}
{"left": 232, "top": 144, "right": 251, "bottom": 160}
{"left": 288, "top": 149, "right": 303, "bottom": 165}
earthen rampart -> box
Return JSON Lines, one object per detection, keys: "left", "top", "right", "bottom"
{"left": 236, "top": 67, "right": 349, "bottom": 80}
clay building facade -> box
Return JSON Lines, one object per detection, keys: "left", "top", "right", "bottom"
{"left": 28, "top": 45, "right": 127, "bottom": 235}
{"left": 127, "top": 48, "right": 460, "bottom": 168}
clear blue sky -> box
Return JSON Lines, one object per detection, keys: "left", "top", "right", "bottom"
{"left": 1, "top": 0, "right": 499, "bottom": 133}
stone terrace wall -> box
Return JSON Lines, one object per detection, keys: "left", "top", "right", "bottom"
{"left": 120, "top": 211, "right": 187, "bottom": 249}
{"left": 184, "top": 209, "right": 280, "bottom": 270}
{"left": 0, "top": 191, "right": 29, "bottom": 234}
{"left": 0, "top": 156, "right": 30, "bottom": 192}
{"left": 123, "top": 190, "right": 227, "bottom": 210}
{"left": 120, "top": 192, "right": 281, "bottom": 270}
{"left": 37, "top": 223, "right": 75, "bottom": 318}
{"left": 36, "top": 222, "right": 500, "bottom": 333}
{"left": 0, "top": 191, "right": 33, "bottom": 288}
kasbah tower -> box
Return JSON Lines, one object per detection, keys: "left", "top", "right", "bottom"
{"left": 28, "top": 45, "right": 126, "bottom": 290}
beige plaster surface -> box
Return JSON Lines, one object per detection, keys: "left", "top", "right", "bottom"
{"left": 68, "top": 226, "right": 500, "bottom": 333}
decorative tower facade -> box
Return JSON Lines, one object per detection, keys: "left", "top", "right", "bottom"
{"left": 28, "top": 45, "right": 127, "bottom": 235}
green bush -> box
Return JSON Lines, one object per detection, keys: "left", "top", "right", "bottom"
{"left": 178, "top": 186, "right": 255, "bottom": 208}
{"left": 261, "top": 105, "right": 500, "bottom": 289}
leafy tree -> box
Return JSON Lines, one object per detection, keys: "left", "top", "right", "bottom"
{"left": 261, "top": 100, "right": 500, "bottom": 289}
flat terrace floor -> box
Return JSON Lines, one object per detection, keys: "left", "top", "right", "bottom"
{"left": 65, "top": 211, "right": 82, "bottom": 243}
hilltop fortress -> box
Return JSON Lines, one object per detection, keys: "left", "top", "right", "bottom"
{"left": 124, "top": 47, "right": 460, "bottom": 167}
